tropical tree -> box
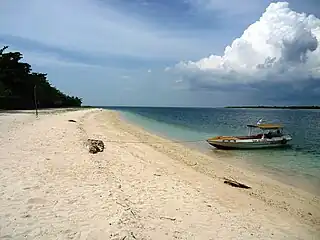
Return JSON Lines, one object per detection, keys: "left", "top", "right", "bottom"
{"left": 0, "top": 46, "right": 82, "bottom": 109}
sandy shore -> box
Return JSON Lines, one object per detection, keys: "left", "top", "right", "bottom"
{"left": 0, "top": 108, "right": 319, "bottom": 239}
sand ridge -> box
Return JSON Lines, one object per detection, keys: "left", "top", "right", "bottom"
{"left": 0, "top": 108, "right": 319, "bottom": 239}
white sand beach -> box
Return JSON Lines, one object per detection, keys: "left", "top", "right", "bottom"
{"left": 0, "top": 108, "right": 319, "bottom": 240}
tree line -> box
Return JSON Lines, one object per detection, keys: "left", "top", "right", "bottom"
{"left": 0, "top": 46, "right": 82, "bottom": 110}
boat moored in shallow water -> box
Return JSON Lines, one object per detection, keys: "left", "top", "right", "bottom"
{"left": 206, "top": 122, "right": 292, "bottom": 150}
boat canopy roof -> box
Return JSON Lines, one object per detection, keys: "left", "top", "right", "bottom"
{"left": 247, "top": 123, "right": 283, "bottom": 129}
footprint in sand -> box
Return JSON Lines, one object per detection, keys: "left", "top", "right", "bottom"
{"left": 85, "top": 229, "right": 112, "bottom": 240}
{"left": 27, "top": 197, "right": 47, "bottom": 204}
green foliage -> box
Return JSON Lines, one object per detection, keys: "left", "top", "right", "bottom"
{"left": 0, "top": 46, "right": 82, "bottom": 109}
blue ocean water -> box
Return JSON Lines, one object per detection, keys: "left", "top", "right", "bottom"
{"left": 106, "top": 107, "right": 320, "bottom": 193}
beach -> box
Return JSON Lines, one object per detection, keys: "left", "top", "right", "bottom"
{"left": 0, "top": 108, "right": 319, "bottom": 239}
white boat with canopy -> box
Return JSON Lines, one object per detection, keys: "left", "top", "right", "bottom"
{"left": 206, "top": 120, "right": 292, "bottom": 150}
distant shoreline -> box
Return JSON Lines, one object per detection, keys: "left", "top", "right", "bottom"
{"left": 225, "top": 106, "right": 320, "bottom": 109}
{"left": 82, "top": 105, "right": 320, "bottom": 110}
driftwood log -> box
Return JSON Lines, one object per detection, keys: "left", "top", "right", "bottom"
{"left": 223, "top": 177, "right": 251, "bottom": 189}
{"left": 87, "top": 139, "right": 104, "bottom": 154}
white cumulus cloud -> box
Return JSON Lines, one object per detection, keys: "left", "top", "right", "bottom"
{"left": 173, "top": 2, "right": 320, "bottom": 102}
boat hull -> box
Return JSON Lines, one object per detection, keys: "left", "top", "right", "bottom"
{"left": 207, "top": 136, "right": 292, "bottom": 150}
{"left": 208, "top": 141, "right": 290, "bottom": 150}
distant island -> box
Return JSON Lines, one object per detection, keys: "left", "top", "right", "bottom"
{"left": 225, "top": 106, "right": 320, "bottom": 109}
{"left": 0, "top": 46, "right": 82, "bottom": 110}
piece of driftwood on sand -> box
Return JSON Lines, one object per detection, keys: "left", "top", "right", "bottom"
{"left": 223, "top": 177, "right": 251, "bottom": 189}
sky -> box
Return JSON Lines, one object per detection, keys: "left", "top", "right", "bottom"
{"left": 0, "top": 0, "right": 320, "bottom": 107}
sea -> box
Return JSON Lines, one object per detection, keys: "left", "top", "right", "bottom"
{"left": 104, "top": 107, "right": 320, "bottom": 195}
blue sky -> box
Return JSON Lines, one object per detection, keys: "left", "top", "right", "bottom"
{"left": 1, "top": 0, "right": 320, "bottom": 106}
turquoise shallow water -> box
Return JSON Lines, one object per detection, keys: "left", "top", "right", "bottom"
{"left": 105, "top": 107, "right": 320, "bottom": 194}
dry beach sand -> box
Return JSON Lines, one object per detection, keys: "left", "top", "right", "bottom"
{"left": 0, "top": 108, "right": 319, "bottom": 239}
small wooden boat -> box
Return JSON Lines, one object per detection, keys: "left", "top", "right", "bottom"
{"left": 207, "top": 122, "right": 292, "bottom": 150}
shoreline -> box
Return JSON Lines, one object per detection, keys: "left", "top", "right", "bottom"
{"left": 1, "top": 108, "right": 319, "bottom": 239}
{"left": 109, "top": 110, "right": 320, "bottom": 220}
{"left": 119, "top": 110, "right": 320, "bottom": 196}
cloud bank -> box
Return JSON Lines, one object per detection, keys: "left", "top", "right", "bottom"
{"left": 173, "top": 2, "right": 320, "bottom": 104}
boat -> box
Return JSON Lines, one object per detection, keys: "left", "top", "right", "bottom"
{"left": 206, "top": 121, "right": 292, "bottom": 150}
